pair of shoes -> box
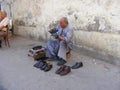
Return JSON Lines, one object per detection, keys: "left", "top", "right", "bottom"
{"left": 56, "top": 65, "right": 71, "bottom": 76}
{"left": 71, "top": 62, "right": 83, "bottom": 69}
{"left": 57, "top": 58, "right": 67, "bottom": 66}
{"left": 34, "top": 60, "right": 52, "bottom": 72}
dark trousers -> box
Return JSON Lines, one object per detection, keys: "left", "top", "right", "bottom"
{"left": 0, "top": 40, "right": 2, "bottom": 47}
{"left": 0, "top": 30, "right": 7, "bottom": 47}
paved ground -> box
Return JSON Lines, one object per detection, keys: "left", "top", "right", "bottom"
{"left": 0, "top": 36, "right": 120, "bottom": 90}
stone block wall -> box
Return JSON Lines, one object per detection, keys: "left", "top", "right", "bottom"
{"left": 2, "top": 0, "right": 120, "bottom": 61}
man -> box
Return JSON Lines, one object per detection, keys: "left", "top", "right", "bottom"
{"left": 46, "top": 17, "right": 73, "bottom": 66}
{"left": 0, "top": 11, "right": 9, "bottom": 48}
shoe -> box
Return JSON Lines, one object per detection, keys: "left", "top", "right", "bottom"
{"left": 71, "top": 62, "right": 83, "bottom": 69}
{"left": 55, "top": 65, "right": 66, "bottom": 74}
{"left": 40, "top": 63, "right": 48, "bottom": 70}
{"left": 59, "top": 66, "right": 71, "bottom": 76}
{"left": 57, "top": 59, "right": 67, "bottom": 66}
{"left": 34, "top": 61, "right": 42, "bottom": 68}
{"left": 44, "top": 63, "right": 53, "bottom": 72}
{"left": 49, "top": 28, "right": 58, "bottom": 34}
{"left": 33, "top": 61, "right": 46, "bottom": 68}
{"left": 39, "top": 61, "right": 46, "bottom": 68}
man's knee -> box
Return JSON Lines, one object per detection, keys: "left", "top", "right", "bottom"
{"left": 59, "top": 41, "right": 67, "bottom": 50}
{"left": 60, "top": 41, "right": 66, "bottom": 46}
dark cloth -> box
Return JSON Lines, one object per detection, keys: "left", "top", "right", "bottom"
{"left": 0, "top": 40, "right": 2, "bottom": 47}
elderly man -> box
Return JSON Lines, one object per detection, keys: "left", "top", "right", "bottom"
{"left": 0, "top": 11, "right": 9, "bottom": 48}
{"left": 46, "top": 17, "right": 73, "bottom": 66}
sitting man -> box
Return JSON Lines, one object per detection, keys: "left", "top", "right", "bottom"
{"left": 46, "top": 17, "right": 73, "bottom": 66}
{"left": 0, "top": 11, "right": 9, "bottom": 48}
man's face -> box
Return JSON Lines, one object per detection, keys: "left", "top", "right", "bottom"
{"left": 60, "top": 20, "right": 67, "bottom": 28}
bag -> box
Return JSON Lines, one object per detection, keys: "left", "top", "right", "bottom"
{"left": 28, "top": 45, "right": 47, "bottom": 60}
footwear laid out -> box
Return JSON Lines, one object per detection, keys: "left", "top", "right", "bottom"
{"left": 71, "top": 62, "right": 83, "bottom": 69}
{"left": 33, "top": 58, "right": 83, "bottom": 76}
{"left": 31, "top": 46, "right": 83, "bottom": 76}
{"left": 34, "top": 61, "right": 83, "bottom": 76}
{"left": 56, "top": 65, "right": 71, "bottom": 76}
{"left": 34, "top": 61, "right": 52, "bottom": 72}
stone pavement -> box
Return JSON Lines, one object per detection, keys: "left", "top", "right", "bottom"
{"left": 0, "top": 36, "right": 120, "bottom": 90}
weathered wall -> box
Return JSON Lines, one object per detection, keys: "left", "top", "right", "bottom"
{"left": 2, "top": 0, "right": 120, "bottom": 60}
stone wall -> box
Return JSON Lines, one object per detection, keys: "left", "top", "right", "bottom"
{"left": 2, "top": 0, "right": 120, "bottom": 60}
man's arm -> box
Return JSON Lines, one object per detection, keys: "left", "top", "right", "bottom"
{"left": 58, "top": 36, "right": 64, "bottom": 41}
{"left": 58, "top": 29, "right": 73, "bottom": 42}
{"left": 0, "top": 17, "right": 9, "bottom": 30}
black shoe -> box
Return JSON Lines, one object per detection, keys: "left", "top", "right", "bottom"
{"left": 71, "top": 62, "right": 83, "bottom": 69}
{"left": 57, "top": 59, "right": 67, "bottom": 66}
{"left": 40, "top": 63, "right": 48, "bottom": 70}
{"left": 39, "top": 61, "right": 46, "bottom": 69}
{"left": 33, "top": 61, "right": 42, "bottom": 68}
{"left": 33, "top": 61, "right": 46, "bottom": 68}
{"left": 44, "top": 63, "right": 53, "bottom": 72}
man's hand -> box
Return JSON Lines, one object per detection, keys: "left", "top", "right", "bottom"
{"left": 58, "top": 36, "right": 64, "bottom": 41}
{"left": 0, "top": 26, "right": 5, "bottom": 30}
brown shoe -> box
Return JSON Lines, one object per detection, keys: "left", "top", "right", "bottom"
{"left": 55, "top": 65, "right": 66, "bottom": 74}
{"left": 59, "top": 66, "right": 71, "bottom": 76}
